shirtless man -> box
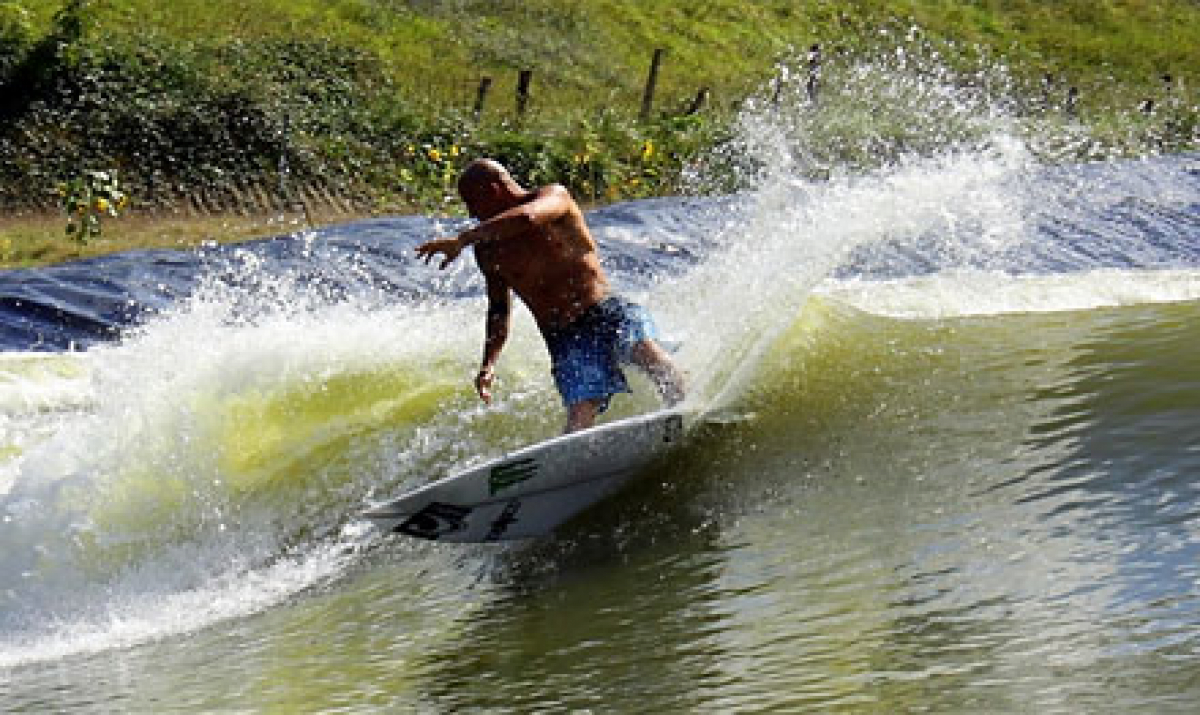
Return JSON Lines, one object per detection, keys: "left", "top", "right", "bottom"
{"left": 415, "top": 159, "right": 684, "bottom": 432}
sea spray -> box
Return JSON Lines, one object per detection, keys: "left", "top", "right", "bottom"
{"left": 666, "top": 128, "right": 1034, "bottom": 408}
{"left": 0, "top": 253, "right": 529, "bottom": 662}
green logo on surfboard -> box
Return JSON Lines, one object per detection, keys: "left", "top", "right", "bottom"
{"left": 489, "top": 457, "right": 538, "bottom": 495}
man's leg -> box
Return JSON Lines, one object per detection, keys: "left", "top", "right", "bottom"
{"left": 630, "top": 339, "right": 685, "bottom": 406}
{"left": 564, "top": 398, "right": 603, "bottom": 433}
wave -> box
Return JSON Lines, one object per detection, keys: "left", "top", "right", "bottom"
{"left": 822, "top": 267, "right": 1200, "bottom": 319}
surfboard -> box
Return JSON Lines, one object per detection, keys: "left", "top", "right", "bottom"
{"left": 363, "top": 407, "right": 695, "bottom": 542}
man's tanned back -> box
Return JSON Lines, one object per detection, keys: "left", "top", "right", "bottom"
{"left": 472, "top": 184, "right": 609, "bottom": 330}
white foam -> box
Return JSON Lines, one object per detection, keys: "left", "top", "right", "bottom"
{"left": 0, "top": 536, "right": 357, "bottom": 669}
{"left": 657, "top": 139, "right": 1034, "bottom": 409}
{"left": 0, "top": 352, "right": 94, "bottom": 415}
{"left": 822, "top": 268, "right": 1200, "bottom": 319}
{"left": 0, "top": 263, "right": 540, "bottom": 665}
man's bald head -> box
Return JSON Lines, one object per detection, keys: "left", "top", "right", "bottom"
{"left": 458, "top": 159, "right": 508, "bottom": 191}
{"left": 457, "top": 159, "right": 524, "bottom": 218}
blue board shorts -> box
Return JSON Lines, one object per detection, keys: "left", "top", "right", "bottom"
{"left": 543, "top": 296, "right": 660, "bottom": 412}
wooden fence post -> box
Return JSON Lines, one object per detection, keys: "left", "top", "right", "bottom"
{"left": 641, "top": 48, "right": 665, "bottom": 120}
{"left": 516, "top": 69, "right": 533, "bottom": 118}
{"left": 806, "top": 43, "right": 822, "bottom": 104}
{"left": 474, "top": 76, "right": 493, "bottom": 119}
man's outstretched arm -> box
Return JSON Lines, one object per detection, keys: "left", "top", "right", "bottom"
{"left": 415, "top": 186, "right": 571, "bottom": 269}
{"left": 458, "top": 185, "right": 570, "bottom": 247}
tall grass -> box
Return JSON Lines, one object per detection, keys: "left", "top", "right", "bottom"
{"left": 9, "top": 0, "right": 1197, "bottom": 121}
{"left": 0, "top": 0, "right": 1196, "bottom": 225}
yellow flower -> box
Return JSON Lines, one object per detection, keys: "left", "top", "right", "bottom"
{"left": 94, "top": 197, "right": 110, "bottom": 212}
{"left": 427, "top": 148, "right": 442, "bottom": 162}
{"left": 449, "top": 145, "right": 460, "bottom": 158}
{"left": 641, "top": 141, "right": 654, "bottom": 161}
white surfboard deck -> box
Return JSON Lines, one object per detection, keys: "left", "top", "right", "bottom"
{"left": 363, "top": 407, "right": 695, "bottom": 542}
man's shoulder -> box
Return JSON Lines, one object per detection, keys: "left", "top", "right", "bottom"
{"left": 534, "top": 183, "right": 574, "bottom": 201}
{"left": 525, "top": 184, "right": 582, "bottom": 223}
{"left": 543, "top": 184, "right": 586, "bottom": 214}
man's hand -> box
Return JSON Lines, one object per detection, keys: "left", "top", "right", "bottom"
{"left": 415, "top": 237, "right": 463, "bottom": 269}
{"left": 475, "top": 366, "right": 495, "bottom": 404}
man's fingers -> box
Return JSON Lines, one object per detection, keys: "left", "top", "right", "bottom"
{"left": 416, "top": 239, "right": 458, "bottom": 269}
{"left": 415, "top": 244, "right": 439, "bottom": 266}
{"left": 476, "top": 371, "right": 494, "bottom": 404}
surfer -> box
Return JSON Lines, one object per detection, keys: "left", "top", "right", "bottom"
{"left": 416, "top": 159, "right": 685, "bottom": 432}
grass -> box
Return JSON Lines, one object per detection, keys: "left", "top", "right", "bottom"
{"left": 7, "top": 0, "right": 1196, "bottom": 122}
{"left": 0, "top": 0, "right": 1197, "bottom": 267}
{"left": 0, "top": 209, "right": 338, "bottom": 268}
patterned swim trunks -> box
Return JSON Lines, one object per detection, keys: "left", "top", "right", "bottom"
{"left": 542, "top": 296, "right": 660, "bottom": 412}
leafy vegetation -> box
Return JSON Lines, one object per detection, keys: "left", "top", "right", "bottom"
{"left": 59, "top": 168, "right": 126, "bottom": 241}
{"left": 0, "top": 0, "right": 1196, "bottom": 265}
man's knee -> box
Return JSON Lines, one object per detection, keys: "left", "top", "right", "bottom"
{"left": 565, "top": 398, "right": 602, "bottom": 432}
{"left": 630, "top": 338, "right": 669, "bottom": 367}
{"left": 630, "top": 339, "right": 685, "bottom": 404}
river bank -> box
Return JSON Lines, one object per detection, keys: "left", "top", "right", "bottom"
{"left": 0, "top": 208, "right": 365, "bottom": 268}
{"left": 1, "top": 0, "right": 1197, "bottom": 267}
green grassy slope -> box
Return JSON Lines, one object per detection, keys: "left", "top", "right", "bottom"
{"left": 0, "top": 0, "right": 1196, "bottom": 221}
{"left": 10, "top": 0, "right": 1195, "bottom": 109}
